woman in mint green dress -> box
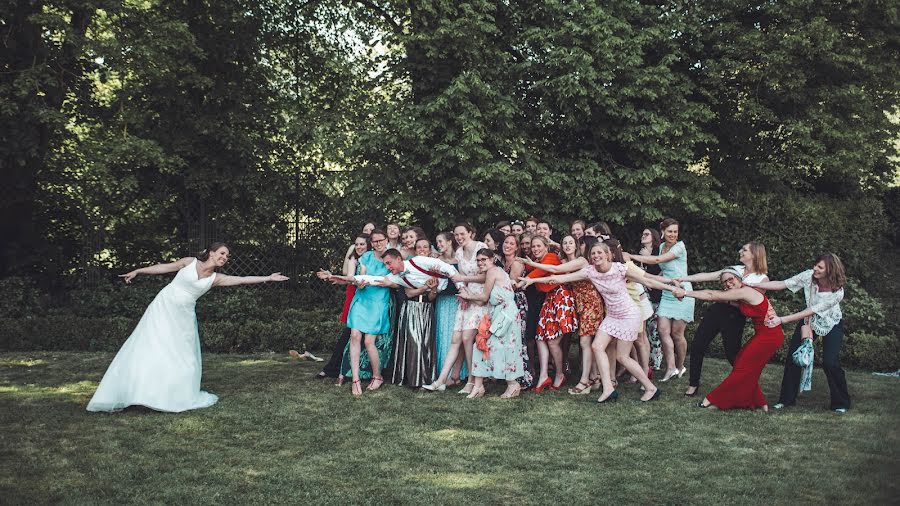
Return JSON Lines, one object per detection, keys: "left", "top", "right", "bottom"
{"left": 434, "top": 232, "right": 467, "bottom": 382}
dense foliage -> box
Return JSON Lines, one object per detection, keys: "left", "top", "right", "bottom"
{"left": 1, "top": 1, "right": 897, "bottom": 356}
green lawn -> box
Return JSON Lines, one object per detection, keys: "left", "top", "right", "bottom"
{"left": 1, "top": 352, "right": 897, "bottom": 505}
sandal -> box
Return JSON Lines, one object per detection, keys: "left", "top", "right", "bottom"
{"left": 367, "top": 376, "right": 384, "bottom": 391}
{"left": 351, "top": 380, "right": 362, "bottom": 396}
{"left": 458, "top": 382, "right": 475, "bottom": 394}
{"left": 500, "top": 385, "right": 522, "bottom": 399}
{"left": 568, "top": 382, "right": 592, "bottom": 395}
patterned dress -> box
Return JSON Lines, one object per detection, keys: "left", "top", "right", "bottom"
{"left": 454, "top": 241, "right": 491, "bottom": 331}
{"left": 582, "top": 263, "right": 642, "bottom": 341}
{"left": 471, "top": 271, "right": 525, "bottom": 380}
{"left": 570, "top": 279, "right": 604, "bottom": 338}
{"left": 537, "top": 285, "right": 578, "bottom": 341}
{"left": 504, "top": 261, "right": 534, "bottom": 388}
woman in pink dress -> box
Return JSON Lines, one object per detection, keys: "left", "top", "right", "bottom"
{"left": 522, "top": 242, "right": 674, "bottom": 403}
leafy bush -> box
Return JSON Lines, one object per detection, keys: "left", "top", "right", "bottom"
{"left": 844, "top": 332, "right": 900, "bottom": 371}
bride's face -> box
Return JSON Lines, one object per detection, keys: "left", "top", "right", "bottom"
{"left": 212, "top": 247, "right": 230, "bottom": 267}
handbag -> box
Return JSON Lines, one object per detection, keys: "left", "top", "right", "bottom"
{"left": 792, "top": 338, "right": 814, "bottom": 392}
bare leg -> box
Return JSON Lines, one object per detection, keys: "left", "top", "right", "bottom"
{"left": 672, "top": 319, "right": 688, "bottom": 371}
{"left": 459, "top": 329, "right": 478, "bottom": 393}
{"left": 450, "top": 353, "right": 464, "bottom": 384}
{"left": 431, "top": 330, "right": 464, "bottom": 386}
{"left": 591, "top": 330, "right": 615, "bottom": 401}
{"left": 536, "top": 340, "right": 550, "bottom": 386}
{"left": 634, "top": 324, "right": 650, "bottom": 374}
{"left": 548, "top": 338, "right": 566, "bottom": 387}
{"left": 349, "top": 329, "right": 363, "bottom": 395}
{"left": 606, "top": 342, "right": 617, "bottom": 382}
{"left": 658, "top": 316, "right": 679, "bottom": 378}
{"left": 467, "top": 375, "right": 485, "bottom": 398}
{"left": 363, "top": 334, "right": 383, "bottom": 390}
{"left": 578, "top": 334, "right": 593, "bottom": 385}
{"left": 616, "top": 339, "right": 658, "bottom": 400}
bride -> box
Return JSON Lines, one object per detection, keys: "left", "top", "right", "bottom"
{"left": 87, "top": 242, "right": 288, "bottom": 413}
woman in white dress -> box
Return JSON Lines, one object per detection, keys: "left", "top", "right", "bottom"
{"left": 87, "top": 243, "right": 289, "bottom": 413}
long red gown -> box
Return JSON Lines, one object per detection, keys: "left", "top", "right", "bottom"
{"left": 705, "top": 297, "right": 784, "bottom": 409}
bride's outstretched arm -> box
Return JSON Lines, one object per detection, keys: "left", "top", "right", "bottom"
{"left": 119, "top": 257, "right": 194, "bottom": 284}
{"left": 214, "top": 273, "right": 289, "bottom": 287}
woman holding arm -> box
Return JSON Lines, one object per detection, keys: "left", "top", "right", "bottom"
{"left": 637, "top": 228, "right": 663, "bottom": 373}
{"left": 423, "top": 223, "right": 489, "bottom": 393}
{"left": 500, "top": 234, "right": 534, "bottom": 389}
{"left": 87, "top": 243, "right": 289, "bottom": 412}
{"left": 675, "top": 242, "right": 769, "bottom": 397}
{"left": 316, "top": 233, "right": 371, "bottom": 382}
{"left": 318, "top": 230, "right": 394, "bottom": 396}
{"left": 457, "top": 248, "right": 526, "bottom": 399}
{"left": 519, "top": 236, "right": 605, "bottom": 395}
{"left": 748, "top": 254, "right": 849, "bottom": 412}
{"left": 673, "top": 269, "right": 784, "bottom": 410}
{"left": 522, "top": 242, "right": 670, "bottom": 402}
{"left": 627, "top": 218, "right": 694, "bottom": 382}
{"left": 434, "top": 232, "right": 467, "bottom": 385}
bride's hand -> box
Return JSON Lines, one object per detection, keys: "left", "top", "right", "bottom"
{"left": 119, "top": 271, "right": 138, "bottom": 284}
{"left": 269, "top": 273, "right": 289, "bottom": 282}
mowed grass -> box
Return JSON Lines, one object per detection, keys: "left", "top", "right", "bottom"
{"left": 1, "top": 352, "right": 897, "bottom": 505}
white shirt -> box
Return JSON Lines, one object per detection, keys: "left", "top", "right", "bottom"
{"left": 385, "top": 256, "right": 461, "bottom": 291}
{"left": 784, "top": 269, "right": 844, "bottom": 336}
{"left": 731, "top": 265, "right": 768, "bottom": 284}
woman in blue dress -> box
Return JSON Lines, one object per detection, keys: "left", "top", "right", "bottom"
{"left": 627, "top": 218, "right": 694, "bottom": 382}
{"left": 319, "top": 229, "right": 394, "bottom": 396}
{"left": 433, "top": 231, "right": 467, "bottom": 383}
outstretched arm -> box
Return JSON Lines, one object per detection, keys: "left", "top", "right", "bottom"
{"left": 214, "top": 273, "right": 289, "bottom": 287}
{"left": 744, "top": 280, "right": 787, "bottom": 291}
{"left": 627, "top": 250, "right": 677, "bottom": 265}
{"left": 517, "top": 256, "right": 587, "bottom": 274}
{"left": 626, "top": 268, "right": 677, "bottom": 293}
{"left": 119, "top": 257, "right": 194, "bottom": 284}
{"left": 520, "top": 270, "right": 587, "bottom": 287}
{"left": 677, "top": 270, "right": 724, "bottom": 283}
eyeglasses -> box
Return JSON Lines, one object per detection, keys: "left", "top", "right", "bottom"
{"left": 476, "top": 258, "right": 490, "bottom": 263}
{"left": 371, "top": 238, "right": 387, "bottom": 244}
{"left": 641, "top": 232, "right": 651, "bottom": 236}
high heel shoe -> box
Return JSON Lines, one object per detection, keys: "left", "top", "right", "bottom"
{"left": 550, "top": 375, "right": 566, "bottom": 391}
{"left": 421, "top": 382, "right": 446, "bottom": 392}
{"left": 678, "top": 367, "right": 687, "bottom": 378}
{"left": 533, "top": 377, "right": 553, "bottom": 393}
{"left": 660, "top": 369, "right": 679, "bottom": 382}
{"left": 466, "top": 385, "right": 485, "bottom": 399}
{"left": 641, "top": 389, "right": 662, "bottom": 402}
{"left": 458, "top": 382, "right": 475, "bottom": 394}
{"left": 597, "top": 390, "right": 619, "bottom": 404}
{"left": 501, "top": 385, "right": 522, "bottom": 399}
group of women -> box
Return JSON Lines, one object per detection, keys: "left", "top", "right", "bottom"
{"left": 83, "top": 215, "right": 850, "bottom": 414}
{"left": 313, "top": 218, "right": 852, "bottom": 413}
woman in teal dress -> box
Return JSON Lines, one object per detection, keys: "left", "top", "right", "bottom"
{"left": 320, "top": 229, "right": 394, "bottom": 396}
{"left": 628, "top": 218, "right": 695, "bottom": 382}
{"left": 434, "top": 231, "right": 467, "bottom": 383}
{"left": 457, "top": 248, "right": 525, "bottom": 399}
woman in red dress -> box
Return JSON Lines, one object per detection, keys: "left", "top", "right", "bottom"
{"left": 673, "top": 268, "right": 784, "bottom": 410}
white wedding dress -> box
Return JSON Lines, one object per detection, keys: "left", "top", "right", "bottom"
{"left": 87, "top": 258, "right": 219, "bottom": 413}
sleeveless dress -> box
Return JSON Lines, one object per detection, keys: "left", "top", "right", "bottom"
{"left": 454, "top": 241, "right": 490, "bottom": 331}
{"left": 87, "top": 258, "right": 218, "bottom": 412}
{"left": 706, "top": 297, "right": 785, "bottom": 409}
{"left": 581, "top": 263, "right": 641, "bottom": 341}
{"left": 657, "top": 241, "right": 695, "bottom": 322}
{"left": 471, "top": 271, "right": 525, "bottom": 380}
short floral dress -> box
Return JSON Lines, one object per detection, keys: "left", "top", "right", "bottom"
{"left": 536, "top": 284, "right": 578, "bottom": 341}
{"left": 570, "top": 279, "right": 604, "bottom": 338}
{"left": 582, "top": 263, "right": 641, "bottom": 342}
{"left": 454, "top": 241, "right": 491, "bottom": 331}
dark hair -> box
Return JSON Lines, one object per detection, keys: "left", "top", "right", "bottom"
{"left": 815, "top": 253, "right": 846, "bottom": 290}
{"left": 349, "top": 234, "right": 372, "bottom": 260}
{"left": 561, "top": 235, "right": 582, "bottom": 260}
{"left": 198, "top": 242, "right": 228, "bottom": 262}
{"left": 476, "top": 247, "right": 496, "bottom": 259}
{"left": 581, "top": 235, "right": 599, "bottom": 254}
{"left": 484, "top": 229, "right": 505, "bottom": 253}
{"left": 589, "top": 221, "right": 612, "bottom": 237}
{"left": 659, "top": 217, "right": 679, "bottom": 232}
{"left": 404, "top": 226, "right": 427, "bottom": 241}
{"left": 525, "top": 216, "right": 540, "bottom": 225}
{"left": 437, "top": 231, "right": 458, "bottom": 252}
{"left": 453, "top": 221, "right": 476, "bottom": 236}
{"left": 369, "top": 229, "right": 387, "bottom": 240}
{"left": 643, "top": 228, "right": 661, "bottom": 250}
{"left": 495, "top": 220, "right": 511, "bottom": 229}
{"left": 603, "top": 238, "right": 625, "bottom": 263}
{"left": 383, "top": 248, "right": 403, "bottom": 260}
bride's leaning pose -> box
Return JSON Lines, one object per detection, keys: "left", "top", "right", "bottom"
{"left": 87, "top": 243, "right": 289, "bottom": 413}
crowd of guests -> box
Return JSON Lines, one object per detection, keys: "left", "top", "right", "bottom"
{"left": 314, "top": 218, "right": 851, "bottom": 413}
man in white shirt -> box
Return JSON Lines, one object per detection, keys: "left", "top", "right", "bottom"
{"left": 376, "top": 249, "right": 462, "bottom": 293}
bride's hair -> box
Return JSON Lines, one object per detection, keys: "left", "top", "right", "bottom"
{"left": 197, "top": 242, "right": 229, "bottom": 261}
